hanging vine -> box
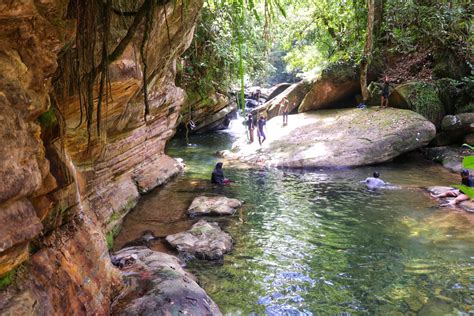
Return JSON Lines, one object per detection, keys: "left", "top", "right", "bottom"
{"left": 53, "top": 0, "right": 174, "bottom": 144}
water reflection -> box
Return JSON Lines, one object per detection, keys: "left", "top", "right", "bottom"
{"left": 115, "top": 130, "right": 474, "bottom": 315}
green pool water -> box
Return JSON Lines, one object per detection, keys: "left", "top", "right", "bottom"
{"left": 116, "top": 131, "right": 474, "bottom": 315}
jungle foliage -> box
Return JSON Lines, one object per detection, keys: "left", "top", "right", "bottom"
{"left": 183, "top": 0, "right": 472, "bottom": 92}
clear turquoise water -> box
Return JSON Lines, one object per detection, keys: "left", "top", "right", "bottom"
{"left": 118, "top": 131, "right": 474, "bottom": 315}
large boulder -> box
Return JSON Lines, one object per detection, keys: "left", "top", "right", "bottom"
{"left": 441, "top": 113, "right": 474, "bottom": 138}
{"left": 389, "top": 82, "right": 445, "bottom": 128}
{"left": 180, "top": 90, "right": 235, "bottom": 133}
{"left": 265, "top": 83, "right": 292, "bottom": 101}
{"left": 252, "top": 80, "right": 312, "bottom": 119}
{"left": 165, "top": 220, "right": 233, "bottom": 260}
{"left": 226, "top": 108, "right": 436, "bottom": 168}
{"left": 111, "top": 247, "right": 221, "bottom": 315}
{"left": 187, "top": 196, "right": 242, "bottom": 217}
{"left": 298, "top": 62, "right": 360, "bottom": 112}
{"left": 422, "top": 146, "right": 472, "bottom": 173}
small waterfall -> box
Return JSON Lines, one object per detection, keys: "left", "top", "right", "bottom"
{"left": 222, "top": 111, "right": 247, "bottom": 137}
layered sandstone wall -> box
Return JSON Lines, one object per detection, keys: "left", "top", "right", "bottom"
{"left": 0, "top": 0, "right": 203, "bottom": 314}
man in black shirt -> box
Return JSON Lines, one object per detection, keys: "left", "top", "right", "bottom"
{"left": 380, "top": 77, "right": 390, "bottom": 109}
{"left": 246, "top": 113, "right": 254, "bottom": 143}
{"left": 431, "top": 169, "right": 473, "bottom": 206}
{"left": 211, "top": 162, "right": 231, "bottom": 185}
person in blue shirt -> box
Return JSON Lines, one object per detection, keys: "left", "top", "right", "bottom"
{"left": 431, "top": 169, "right": 473, "bottom": 206}
{"left": 257, "top": 116, "right": 266, "bottom": 145}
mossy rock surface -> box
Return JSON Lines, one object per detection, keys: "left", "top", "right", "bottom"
{"left": 389, "top": 82, "right": 445, "bottom": 128}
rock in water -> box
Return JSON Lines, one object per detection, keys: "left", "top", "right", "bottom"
{"left": 111, "top": 247, "right": 221, "bottom": 315}
{"left": 228, "top": 108, "right": 436, "bottom": 168}
{"left": 166, "top": 220, "right": 233, "bottom": 260}
{"left": 187, "top": 196, "right": 242, "bottom": 217}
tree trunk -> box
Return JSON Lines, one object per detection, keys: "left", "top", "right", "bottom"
{"left": 360, "top": 0, "right": 375, "bottom": 103}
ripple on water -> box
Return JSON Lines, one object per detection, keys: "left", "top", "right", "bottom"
{"left": 115, "top": 135, "right": 474, "bottom": 315}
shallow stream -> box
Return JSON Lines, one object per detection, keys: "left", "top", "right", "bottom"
{"left": 115, "top": 123, "right": 474, "bottom": 315}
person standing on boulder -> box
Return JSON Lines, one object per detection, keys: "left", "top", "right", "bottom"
{"left": 211, "top": 162, "right": 232, "bottom": 185}
{"left": 257, "top": 116, "right": 267, "bottom": 145}
{"left": 246, "top": 113, "right": 255, "bottom": 143}
{"left": 280, "top": 97, "right": 289, "bottom": 125}
{"left": 381, "top": 77, "right": 390, "bottom": 109}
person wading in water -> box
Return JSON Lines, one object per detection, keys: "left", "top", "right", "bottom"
{"left": 211, "top": 162, "right": 232, "bottom": 185}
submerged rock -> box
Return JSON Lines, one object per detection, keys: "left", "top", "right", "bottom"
{"left": 187, "top": 196, "right": 242, "bottom": 217}
{"left": 165, "top": 220, "right": 233, "bottom": 260}
{"left": 228, "top": 108, "right": 436, "bottom": 168}
{"left": 111, "top": 247, "right": 221, "bottom": 315}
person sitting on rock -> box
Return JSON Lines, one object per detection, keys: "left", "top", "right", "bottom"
{"left": 380, "top": 77, "right": 391, "bottom": 109}
{"left": 431, "top": 169, "right": 473, "bottom": 206}
{"left": 257, "top": 116, "right": 267, "bottom": 145}
{"left": 362, "top": 171, "right": 385, "bottom": 190}
{"left": 211, "top": 162, "right": 231, "bottom": 185}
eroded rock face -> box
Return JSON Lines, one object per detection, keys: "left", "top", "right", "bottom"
{"left": 180, "top": 90, "right": 235, "bottom": 133}
{"left": 0, "top": 0, "right": 203, "bottom": 314}
{"left": 111, "top": 247, "right": 222, "bottom": 315}
{"left": 187, "top": 196, "right": 242, "bottom": 217}
{"left": 166, "top": 220, "right": 233, "bottom": 260}
{"left": 298, "top": 62, "right": 360, "bottom": 112}
{"left": 252, "top": 80, "right": 312, "bottom": 119}
{"left": 227, "top": 108, "right": 436, "bottom": 168}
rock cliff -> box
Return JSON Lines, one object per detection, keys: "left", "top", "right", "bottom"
{"left": 0, "top": 0, "right": 203, "bottom": 314}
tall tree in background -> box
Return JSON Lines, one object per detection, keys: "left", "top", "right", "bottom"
{"left": 360, "top": 0, "right": 375, "bottom": 103}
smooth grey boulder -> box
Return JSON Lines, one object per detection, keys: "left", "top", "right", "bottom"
{"left": 227, "top": 107, "right": 436, "bottom": 168}
{"left": 111, "top": 247, "right": 222, "bottom": 315}
{"left": 188, "top": 196, "right": 242, "bottom": 217}
{"left": 422, "top": 146, "right": 472, "bottom": 173}
{"left": 441, "top": 113, "right": 474, "bottom": 138}
{"left": 166, "top": 220, "right": 233, "bottom": 260}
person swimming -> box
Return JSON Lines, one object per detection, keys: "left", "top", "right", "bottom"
{"left": 211, "top": 162, "right": 231, "bottom": 185}
{"left": 362, "top": 171, "right": 385, "bottom": 190}
{"left": 431, "top": 169, "right": 473, "bottom": 206}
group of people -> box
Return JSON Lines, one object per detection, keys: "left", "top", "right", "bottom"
{"left": 362, "top": 168, "right": 474, "bottom": 207}
{"left": 245, "top": 97, "right": 290, "bottom": 145}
